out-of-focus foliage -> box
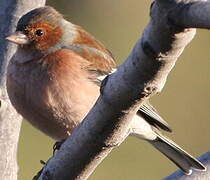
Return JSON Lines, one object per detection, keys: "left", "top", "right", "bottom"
{"left": 18, "top": 1, "right": 210, "bottom": 179}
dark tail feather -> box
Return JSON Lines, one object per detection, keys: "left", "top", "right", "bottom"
{"left": 149, "top": 134, "right": 206, "bottom": 175}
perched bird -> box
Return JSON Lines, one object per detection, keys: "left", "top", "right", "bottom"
{"left": 6, "top": 6, "right": 205, "bottom": 175}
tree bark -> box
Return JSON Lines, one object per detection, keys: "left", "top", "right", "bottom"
{"left": 38, "top": 0, "right": 210, "bottom": 180}
{"left": 0, "top": 1, "right": 45, "bottom": 180}
{"left": 168, "top": 0, "right": 210, "bottom": 29}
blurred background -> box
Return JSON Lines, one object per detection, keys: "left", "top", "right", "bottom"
{"left": 18, "top": 0, "right": 210, "bottom": 179}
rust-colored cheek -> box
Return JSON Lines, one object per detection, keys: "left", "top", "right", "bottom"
{"left": 36, "top": 26, "right": 63, "bottom": 51}
{"left": 26, "top": 21, "right": 63, "bottom": 51}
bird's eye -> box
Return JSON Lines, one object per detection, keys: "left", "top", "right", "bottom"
{"left": 35, "top": 29, "right": 44, "bottom": 36}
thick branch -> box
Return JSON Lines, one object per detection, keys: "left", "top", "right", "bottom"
{"left": 37, "top": 1, "right": 208, "bottom": 180}
{"left": 0, "top": 1, "right": 45, "bottom": 180}
{"left": 168, "top": 0, "right": 210, "bottom": 29}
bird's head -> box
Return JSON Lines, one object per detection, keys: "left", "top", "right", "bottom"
{"left": 6, "top": 6, "right": 77, "bottom": 53}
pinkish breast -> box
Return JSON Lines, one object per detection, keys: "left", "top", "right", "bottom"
{"left": 7, "top": 48, "right": 100, "bottom": 140}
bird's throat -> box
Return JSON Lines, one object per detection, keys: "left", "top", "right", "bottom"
{"left": 13, "top": 46, "right": 44, "bottom": 64}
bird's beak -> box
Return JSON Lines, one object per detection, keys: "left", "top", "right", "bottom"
{"left": 6, "top": 31, "right": 29, "bottom": 45}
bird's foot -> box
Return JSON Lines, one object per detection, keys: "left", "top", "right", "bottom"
{"left": 53, "top": 139, "right": 66, "bottom": 155}
{"left": 32, "top": 160, "right": 47, "bottom": 180}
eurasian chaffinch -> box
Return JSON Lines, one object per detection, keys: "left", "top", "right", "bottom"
{"left": 6, "top": 6, "right": 205, "bottom": 175}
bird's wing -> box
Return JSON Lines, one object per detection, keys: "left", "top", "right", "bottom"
{"left": 63, "top": 43, "right": 116, "bottom": 85}
{"left": 63, "top": 42, "right": 171, "bottom": 132}
{"left": 65, "top": 43, "right": 115, "bottom": 71}
{"left": 70, "top": 25, "right": 116, "bottom": 73}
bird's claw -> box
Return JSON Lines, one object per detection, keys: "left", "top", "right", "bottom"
{"left": 53, "top": 139, "right": 66, "bottom": 155}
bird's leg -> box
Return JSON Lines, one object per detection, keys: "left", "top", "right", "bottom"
{"left": 53, "top": 139, "right": 66, "bottom": 155}
{"left": 32, "top": 160, "right": 47, "bottom": 180}
{"left": 33, "top": 139, "right": 66, "bottom": 180}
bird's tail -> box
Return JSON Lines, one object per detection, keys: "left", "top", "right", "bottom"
{"left": 148, "top": 134, "right": 206, "bottom": 175}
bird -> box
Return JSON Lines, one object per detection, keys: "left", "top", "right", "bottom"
{"left": 6, "top": 6, "right": 205, "bottom": 175}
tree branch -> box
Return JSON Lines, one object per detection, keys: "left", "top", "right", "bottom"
{"left": 168, "top": 0, "right": 210, "bottom": 29}
{"left": 0, "top": 1, "right": 45, "bottom": 180}
{"left": 37, "top": 0, "right": 210, "bottom": 180}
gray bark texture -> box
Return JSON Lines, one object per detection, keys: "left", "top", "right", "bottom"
{"left": 37, "top": 0, "right": 210, "bottom": 180}
{"left": 0, "top": 1, "right": 46, "bottom": 180}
